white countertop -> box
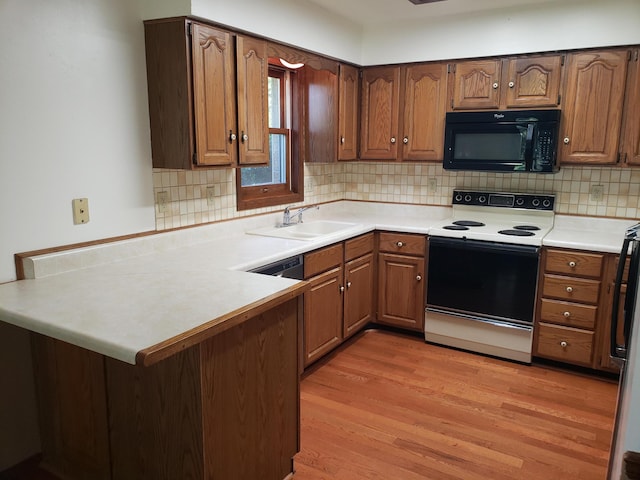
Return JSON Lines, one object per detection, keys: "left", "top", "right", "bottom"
{"left": 0, "top": 201, "right": 450, "bottom": 365}
{"left": 0, "top": 200, "right": 635, "bottom": 365}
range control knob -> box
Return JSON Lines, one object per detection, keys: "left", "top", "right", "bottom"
{"left": 542, "top": 199, "right": 552, "bottom": 208}
{"left": 464, "top": 194, "right": 472, "bottom": 203}
{"left": 455, "top": 193, "right": 463, "bottom": 202}
{"left": 532, "top": 198, "right": 541, "bottom": 207}
{"left": 478, "top": 195, "right": 487, "bottom": 204}
{"left": 515, "top": 197, "right": 525, "bottom": 206}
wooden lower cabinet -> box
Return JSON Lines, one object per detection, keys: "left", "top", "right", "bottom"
{"left": 376, "top": 232, "right": 426, "bottom": 332}
{"left": 534, "top": 247, "right": 629, "bottom": 373}
{"left": 31, "top": 297, "right": 301, "bottom": 480}
{"left": 303, "top": 234, "right": 375, "bottom": 367}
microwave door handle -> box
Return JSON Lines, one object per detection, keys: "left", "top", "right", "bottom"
{"left": 611, "top": 237, "right": 631, "bottom": 361}
{"left": 524, "top": 123, "right": 535, "bottom": 169}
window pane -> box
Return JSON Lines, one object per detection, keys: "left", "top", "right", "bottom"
{"left": 240, "top": 133, "right": 287, "bottom": 187}
{"left": 268, "top": 76, "right": 281, "bottom": 129}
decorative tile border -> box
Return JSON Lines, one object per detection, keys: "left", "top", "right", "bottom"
{"left": 153, "top": 163, "right": 640, "bottom": 230}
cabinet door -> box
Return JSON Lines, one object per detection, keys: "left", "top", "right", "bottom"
{"left": 338, "top": 64, "right": 360, "bottom": 161}
{"left": 360, "top": 66, "right": 401, "bottom": 160}
{"left": 236, "top": 35, "right": 269, "bottom": 165}
{"left": 503, "top": 55, "right": 562, "bottom": 108}
{"left": 560, "top": 49, "right": 629, "bottom": 165}
{"left": 450, "top": 60, "right": 502, "bottom": 110}
{"left": 304, "top": 267, "right": 343, "bottom": 366}
{"left": 344, "top": 253, "right": 374, "bottom": 339}
{"left": 377, "top": 253, "right": 425, "bottom": 331}
{"left": 304, "top": 66, "right": 338, "bottom": 163}
{"left": 191, "top": 24, "right": 237, "bottom": 167}
{"left": 401, "top": 63, "right": 447, "bottom": 161}
{"left": 622, "top": 49, "right": 640, "bottom": 165}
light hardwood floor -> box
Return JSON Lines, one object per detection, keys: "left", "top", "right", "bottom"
{"left": 295, "top": 329, "right": 618, "bottom": 480}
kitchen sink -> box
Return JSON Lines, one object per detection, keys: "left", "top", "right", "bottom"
{"left": 247, "top": 220, "right": 363, "bottom": 241}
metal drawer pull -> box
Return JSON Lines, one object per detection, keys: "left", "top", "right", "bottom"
{"left": 391, "top": 137, "right": 396, "bottom": 144}
{"left": 492, "top": 82, "right": 499, "bottom": 89}
{"left": 568, "top": 261, "right": 576, "bottom": 268}
{"left": 563, "top": 311, "right": 571, "bottom": 318}
{"left": 416, "top": 275, "right": 422, "bottom": 282}
{"left": 566, "top": 286, "right": 573, "bottom": 293}
{"left": 396, "top": 241, "right": 404, "bottom": 247}
{"left": 560, "top": 341, "right": 568, "bottom": 348}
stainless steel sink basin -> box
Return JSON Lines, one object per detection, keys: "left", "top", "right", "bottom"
{"left": 247, "top": 220, "right": 363, "bottom": 241}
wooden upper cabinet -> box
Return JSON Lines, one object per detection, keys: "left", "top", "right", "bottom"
{"left": 144, "top": 19, "right": 269, "bottom": 169}
{"left": 402, "top": 63, "right": 448, "bottom": 161}
{"left": 560, "top": 49, "right": 629, "bottom": 165}
{"left": 235, "top": 35, "right": 269, "bottom": 166}
{"left": 449, "top": 59, "right": 502, "bottom": 110}
{"left": 503, "top": 55, "right": 562, "bottom": 108}
{"left": 449, "top": 56, "right": 562, "bottom": 110}
{"left": 360, "top": 66, "right": 401, "bottom": 160}
{"left": 338, "top": 64, "right": 360, "bottom": 161}
{"left": 621, "top": 49, "right": 640, "bottom": 166}
{"left": 302, "top": 65, "right": 338, "bottom": 163}
{"left": 191, "top": 24, "right": 237, "bottom": 167}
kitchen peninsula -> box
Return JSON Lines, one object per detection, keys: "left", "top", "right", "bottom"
{"left": 0, "top": 200, "right": 633, "bottom": 479}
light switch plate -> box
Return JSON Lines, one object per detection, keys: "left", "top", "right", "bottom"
{"left": 590, "top": 184, "right": 604, "bottom": 202}
{"left": 72, "top": 198, "right": 90, "bottom": 224}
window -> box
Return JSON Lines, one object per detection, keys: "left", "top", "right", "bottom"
{"left": 236, "top": 64, "right": 303, "bottom": 210}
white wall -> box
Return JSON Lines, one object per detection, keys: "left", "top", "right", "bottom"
{"left": 188, "top": 0, "right": 363, "bottom": 64}
{"left": 0, "top": 0, "right": 155, "bottom": 285}
{"left": 0, "top": 0, "right": 154, "bottom": 469}
{"left": 362, "top": 0, "right": 640, "bottom": 65}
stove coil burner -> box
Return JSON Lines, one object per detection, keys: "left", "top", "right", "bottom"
{"left": 452, "top": 220, "right": 486, "bottom": 227}
{"left": 498, "top": 229, "right": 536, "bottom": 237}
{"left": 443, "top": 225, "right": 469, "bottom": 231}
{"left": 513, "top": 225, "right": 541, "bottom": 231}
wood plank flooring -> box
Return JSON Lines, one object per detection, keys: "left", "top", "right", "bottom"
{"left": 295, "top": 329, "right": 618, "bottom": 480}
{"left": 2, "top": 328, "right": 618, "bottom": 480}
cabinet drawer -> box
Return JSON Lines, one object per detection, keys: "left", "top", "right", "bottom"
{"left": 378, "top": 232, "right": 425, "bottom": 256}
{"left": 536, "top": 322, "right": 593, "bottom": 366}
{"left": 545, "top": 249, "right": 603, "bottom": 278}
{"left": 542, "top": 274, "right": 600, "bottom": 304}
{"left": 539, "top": 298, "right": 597, "bottom": 330}
{"left": 345, "top": 233, "right": 374, "bottom": 262}
{"left": 305, "top": 243, "right": 344, "bottom": 279}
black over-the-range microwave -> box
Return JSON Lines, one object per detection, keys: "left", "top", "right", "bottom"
{"left": 443, "top": 109, "right": 561, "bottom": 173}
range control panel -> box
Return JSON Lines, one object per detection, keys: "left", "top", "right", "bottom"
{"left": 452, "top": 190, "right": 555, "bottom": 211}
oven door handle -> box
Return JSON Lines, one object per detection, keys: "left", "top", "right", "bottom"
{"left": 429, "top": 236, "right": 539, "bottom": 258}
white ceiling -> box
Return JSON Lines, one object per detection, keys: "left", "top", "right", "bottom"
{"left": 305, "top": 0, "right": 575, "bottom": 26}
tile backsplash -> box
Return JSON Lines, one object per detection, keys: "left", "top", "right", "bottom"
{"left": 153, "top": 163, "right": 640, "bottom": 230}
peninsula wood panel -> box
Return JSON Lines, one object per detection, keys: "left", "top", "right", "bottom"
{"left": 31, "top": 335, "right": 111, "bottom": 480}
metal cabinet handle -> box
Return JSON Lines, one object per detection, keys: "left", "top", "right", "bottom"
{"left": 560, "top": 341, "right": 568, "bottom": 348}
{"left": 241, "top": 132, "right": 248, "bottom": 142}
{"left": 403, "top": 137, "right": 409, "bottom": 144}
{"left": 563, "top": 311, "right": 571, "bottom": 318}
{"left": 390, "top": 137, "right": 396, "bottom": 144}
{"left": 340, "top": 136, "right": 345, "bottom": 145}
{"left": 508, "top": 81, "right": 515, "bottom": 88}
{"left": 566, "top": 286, "right": 573, "bottom": 293}
{"left": 340, "top": 286, "right": 345, "bottom": 293}
{"left": 229, "top": 131, "right": 237, "bottom": 142}
{"left": 416, "top": 275, "right": 422, "bottom": 282}
{"left": 568, "top": 261, "right": 577, "bottom": 268}
{"left": 346, "top": 281, "right": 352, "bottom": 289}
{"left": 396, "top": 241, "right": 404, "bottom": 247}
{"left": 564, "top": 137, "right": 570, "bottom": 144}
{"left": 492, "top": 82, "right": 499, "bottom": 89}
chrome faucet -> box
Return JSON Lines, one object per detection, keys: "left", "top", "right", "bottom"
{"left": 282, "top": 205, "right": 319, "bottom": 226}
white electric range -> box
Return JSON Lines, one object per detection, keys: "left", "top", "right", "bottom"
{"left": 425, "top": 190, "right": 556, "bottom": 363}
